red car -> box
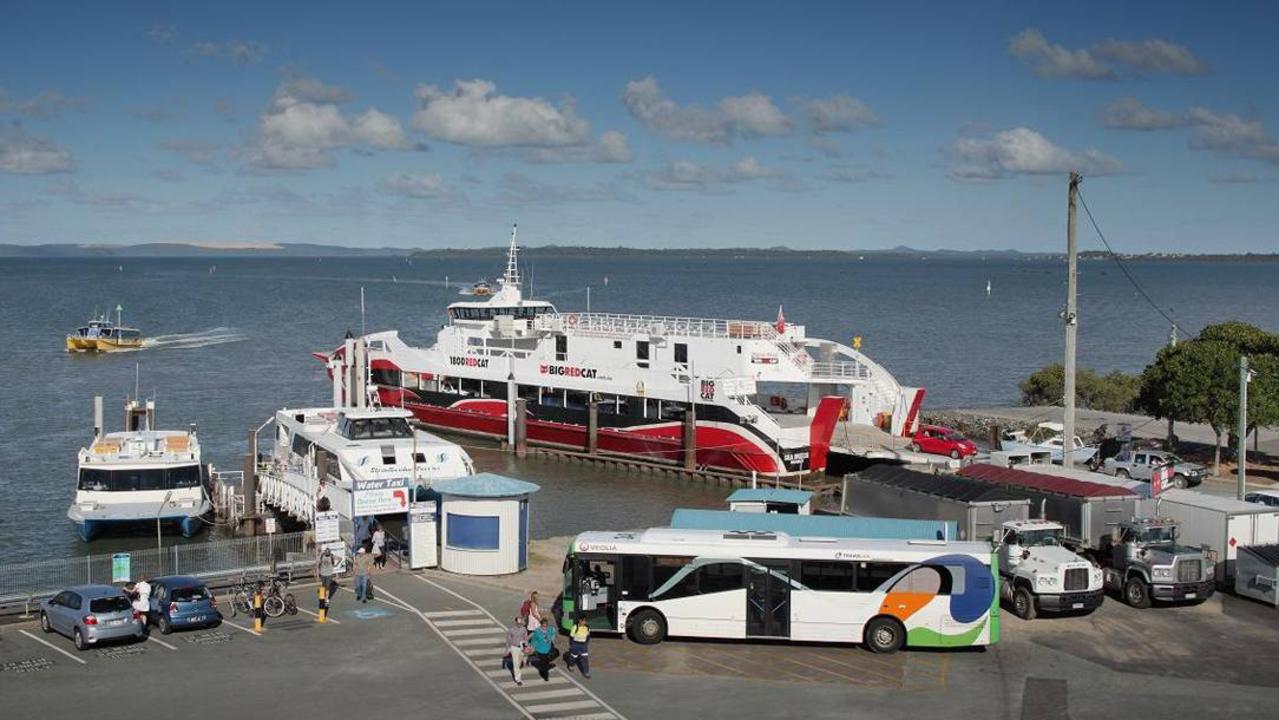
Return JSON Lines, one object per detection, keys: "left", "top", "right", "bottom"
{"left": 910, "top": 425, "right": 977, "bottom": 459}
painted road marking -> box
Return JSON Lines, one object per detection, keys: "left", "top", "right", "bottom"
{"left": 413, "top": 574, "right": 625, "bottom": 720}
{"left": 453, "top": 637, "right": 504, "bottom": 646}
{"left": 511, "top": 688, "right": 586, "bottom": 702}
{"left": 463, "top": 646, "right": 507, "bottom": 657}
{"left": 441, "top": 627, "right": 507, "bottom": 637}
{"left": 435, "top": 618, "right": 498, "bottom": 627}
{"left": 473, "top": 657, "right": 504, "bottom": 667}
{"left": 424, "top": 609, "right": 484, "bottom": 618}
{"left": 552, "top": 714, "right": 617, "bottom": 720}
{"left": 146, "top": 635, "right": 178, "bottom": 651}
{"left": 499, "top": 676, "right": 569, "bottom": 690}
{"left": 295, "top": 607, "right": 341, "bottom": 624}
{"left": 220, "top": 620, "right": 261, "bottom": 637}
{"left": 523, "top": 700, "right": 602, "bottom": 714}
{"left": 18, "top": 630, "right": 87, "bottom": 665}
{"left": 349, "top": 607, "right": 394, "bottom": 620}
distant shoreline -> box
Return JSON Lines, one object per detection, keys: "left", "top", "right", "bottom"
{"left": 2, "top": 241, "right": 1277, "bottom": 261}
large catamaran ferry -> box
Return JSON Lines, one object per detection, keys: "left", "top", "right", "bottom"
{"left": 316, "top": 228, "right": 923, "bottom": 476}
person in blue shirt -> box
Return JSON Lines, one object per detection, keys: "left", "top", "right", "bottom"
{"left": 529, "top": 617, "right": 558, "bottom": 681}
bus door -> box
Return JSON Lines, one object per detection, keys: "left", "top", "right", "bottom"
{"left": 573, "top": 555, "right": 618, "bottom": 631}
{"left": 746, "top": 560, "right": 791, "bottom": 638}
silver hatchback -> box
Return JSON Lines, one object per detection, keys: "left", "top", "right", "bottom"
{"left": 41, "top": 585, "right": 144, "bottom": 650}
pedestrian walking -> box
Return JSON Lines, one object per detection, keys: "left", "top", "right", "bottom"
{"left": 521, "top": 590, "right": 543, "bottom": 632}
{"left": 131, "top": 578, "right": 152, "bottom": 632}
{"left": 565, "top": 616, "right": 592, "bottom": 678}
{"left": 504, "top": 616, "right": 530, "bottom": 686}
{"left": 353, "top": 544, "right": 373, "bottom": 603}
{"left": 317, "top": 547, "right": 340, "bottom": 601}
{"left": 371, "top": 524, "right": 387, "bottom": 569}
{"left": 529, "top": 617, "right": 559, "bottom": 682}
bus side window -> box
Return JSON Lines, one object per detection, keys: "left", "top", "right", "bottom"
{"left": 697, "top": 563, "right": 745, "bottom": 594}
{"left": 855, "top": 562, "right": 910, "bottom": 592}
{"left": 620, "top": 555, "right": 652, "bottom": 599}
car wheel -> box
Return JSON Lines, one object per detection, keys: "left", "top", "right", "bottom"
{"left": 1115, "top": 469, "right": 1130, "bottom": 479}
{"left": 1012, "top": 587, "right": 1038, "bottom": 620}
{"left": 864, "top": 617, "right": 905, "bottom": 654}
{"left": 1124, "top": 577, "right": 1152, "bottom": 609}
{"left": 74, "top": 628, "right": 88, "bottom": 651}
{"left": 1173, "top": 474, "right": 1188, "bottom": 489}
{"left": 158, "top": 615, "right": 172, "bottom": 635}
{"left": 949, "top": 449, "right": 961, "bottom": 460}
{"left": 40, "top": 611, "right": 52, "bottom": 633}
{"left": 628, "top": 609, "right": 667, "bottom": 645}
{"left": 909, "top": 443, "right": 921, "bottom": 453}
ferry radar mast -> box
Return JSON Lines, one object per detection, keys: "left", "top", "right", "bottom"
{"left": 500, "top": 224, "right": 521, "bottom": 291}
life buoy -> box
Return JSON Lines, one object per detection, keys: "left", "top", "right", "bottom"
{"left": 566, "top": 313, "right": 579, "bottom": 327}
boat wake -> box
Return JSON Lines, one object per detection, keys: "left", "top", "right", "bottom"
{"left": 142, "top": 327, "right": 247, "bottom": 351}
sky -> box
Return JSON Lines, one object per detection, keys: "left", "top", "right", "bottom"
{"left": 1, "top": 1, "right": 1277, "bottom": 252}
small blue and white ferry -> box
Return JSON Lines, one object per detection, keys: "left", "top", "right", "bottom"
{"left": 67, "top": 397, "right": 211, "bottom": 542}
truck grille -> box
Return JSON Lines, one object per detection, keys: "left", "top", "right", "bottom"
{"left": 1177, "top": 560, "right": 1201, "bottom": 583}
{"left": 1064, "top": 568, "right": 1089, "bottom": 591}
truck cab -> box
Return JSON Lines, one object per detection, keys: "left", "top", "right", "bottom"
{"left": 997, "top": 519, "right": 1104, "bottom": 620}
{"left": 1098, "top": 517, "right": 1215, "bottom": 608}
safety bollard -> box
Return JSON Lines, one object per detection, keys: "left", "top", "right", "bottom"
{"left": 317, "top": 584, "right": 328, "bottom": 623}
{"left": 253, "top": 587, "right": 264, "bottom": 633}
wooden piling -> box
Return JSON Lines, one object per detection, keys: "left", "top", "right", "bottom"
{"left": 514, "top": 398, "right": 528, "bottom": 458}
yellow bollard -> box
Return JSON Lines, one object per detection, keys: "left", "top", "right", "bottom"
{"left": 253, "top": 588, "right": 264, "bottom": 633}
{"left": 317, "top": 584, "right": 328, "bottom": 623}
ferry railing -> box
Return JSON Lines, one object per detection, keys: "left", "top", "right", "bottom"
{"left": 562, "top": 312, "right": 812, "bottom": 370}
{"left": 809, "top": 360, "right": 871, "bottom": 380}
{"left": 0, "top": 531, "right": 312, "bottom": 612}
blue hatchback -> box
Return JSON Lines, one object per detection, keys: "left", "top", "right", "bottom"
{"left": 146, "top": 576, "right": 222, "bottom": 634}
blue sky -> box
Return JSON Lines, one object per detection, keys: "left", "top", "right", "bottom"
{"left": 1, "top": 1, "right": 1276, "bottom": 251}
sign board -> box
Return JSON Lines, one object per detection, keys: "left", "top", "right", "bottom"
{"left": 264, "top": 517, "right": 277, "bottom": 534}
{"left": 314, "top": 510, "right": 340, "bottom": 544}
{"left": 408, "top": 501, "right": 439, "bottom": 569}
{"left": 321, "top": 541, "right": 348, "bottom": 573}
{"left": 111, "top": 553, "right": 131, "bottom": 583}
{"left": 352, "top": 477, "right": 411, "bottom": 515}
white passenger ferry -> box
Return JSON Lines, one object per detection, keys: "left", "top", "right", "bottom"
{"left": 261, "top": 406, "right": 475, "bottom": 523}
{"left": 67, "top": 397, "right": 210, "bottom": 542}
{"left": 315, "top": 227, "right": 923, "bottom": 476}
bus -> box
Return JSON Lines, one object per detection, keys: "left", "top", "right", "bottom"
{"left": 555, "top": 528, "right": 999, "bottom": 653}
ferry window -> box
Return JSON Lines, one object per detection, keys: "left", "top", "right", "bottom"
{"left": 698, "top": 563, "right": 745, "bottom": 594}
{"left": 659, "top": 401, "right": 687, "bottom": 421}
{"left": 459, "top": 378, "right": 482, "bottom": 397}
{"left": 370, "top": 368, "right": 400, "bottom": 387}
{"left": 565, "top": 391, "right": 589, "bottom": 410}
{"left": 381, "top": 445, "right": 396, "bottom": 465}
{"left": 518, "top": 385, "right": 539, "bottom": 403}
{"left": 290, "top": 434, "right": 313, "bottom": 457}
{"left": 487, "top": 382, "right": 508, "bottom": 400}
{"left": 799, "top": 561, "right": 856, "bottom": 592}
{"left": 736, "top": 345, "right": 742, "bottom": 354}
{"left": 556, "top": 335, "right": 568, "bottom": 362}
{"left": 540, "top": 388, "right": 563, "bottom": 407}
{"left": 855, "top": 562, "right": 910, "bottom": 592}
{"left": 674, "top": 343, "right": 688, "bottom": 364}
{"left": 613, "top": 341, "right": 622, "bottom": 350}
{"left": 636, "top": 341, "right": 649, "bottom": 369}
{"left": 168, "top": 465, "right": 201, "bottom": 488}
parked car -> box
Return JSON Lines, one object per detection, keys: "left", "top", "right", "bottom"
{"left": 40, "top": 585, "right": 143, "bottom": 650}
{"left": 1102, "top": 450, "right": 1205, "bottom": 488}
{"left": 146, "top": 575, "right": 222, "bottom": 634}
{"left": 1244, "top": 489, "right": 1279, "bottom": 508}
{"left": 911, "top": 424, "right": 978, "bottom": 459}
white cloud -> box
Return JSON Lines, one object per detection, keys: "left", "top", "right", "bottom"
{"left": 188, "top": 40, "right": 267, "bottom": 65}
{"left": 524, "top": 130, "right": 634, "bottom": 164}
{"left": 1185, "top": 107, "right": 1279, "bottom": 164}
{"left": 1009, "top": 29, "right": 1208, "bottom": 80}
{"left": 947, "top": 127, "right": 1122, "bottom": 181}
{"left": 0, "top": 125, "right": 74, "bottom": 174}
{"left": 822, "top": 166, "right": 892, "bottom": 183}
{"left": 240, "top": 76, "right": 415, "bottom": 171}
{"left": 158, "top": 139, "right": 220, "bottom": 165}
{"left": 805, "top": 94, "right": 879, "bottom": 133}
{"left": 412, "top": 79, "right": 591, "bottom": 148}
{"left": 644, "top": 156, "right": 782, "bottom": 190}
{"left": 0, "top": 88, "right": 89, "bottom": 119}
{"left": 1100, "top": 97, "right": 1184, "bottom": 131}
{"left": 622, "top": 76, "right": 791, "bottom": 144}
{"left": 497, "top": 172, "right": 626, "bottom": 205}
{"left": 146, "top": 24, "right": 176, "bottom": 43}
{"left": 379, "top": 172, "right": 447, "bottom": 198}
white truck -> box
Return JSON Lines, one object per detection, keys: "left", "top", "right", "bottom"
{"left": 996, "top": 519, "right": 1105, "bottom": 620}
{"left": 1141, "top": 490, "right": 1279, "bottom": 585}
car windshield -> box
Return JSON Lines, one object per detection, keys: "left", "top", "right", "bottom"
{"left": 1018, "top": 530, "right": 1061, "bottom": 546}
{"left": 171, "top": 586, "right": 210, "bottom": 602}
{"left": 944, "top": 431, "right": 967, "bottom": 441}
{"left": 1140, "top": 526, "right": 1176, "bottom": 544}
{"left": 90, "top": 596, "right": 132, "bottom": 613}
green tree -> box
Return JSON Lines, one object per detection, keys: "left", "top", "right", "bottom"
{"left": 1019, "top": 364, "right": 1139, "bottom": 413}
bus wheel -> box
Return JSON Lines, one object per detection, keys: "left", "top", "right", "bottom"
{"left": 628, "top": 609, "right": 666, "bottom": 645}
{"left": 864, "top": 617, "right": 905, "bottom": 654}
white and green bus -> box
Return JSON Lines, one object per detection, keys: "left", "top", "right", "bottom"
{"left": 555, "top": 528, "right": 999, "bottom": 653}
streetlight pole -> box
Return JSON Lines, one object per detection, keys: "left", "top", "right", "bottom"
{"left": 1062, "top": 172, "right": 1081, "bottom": 469}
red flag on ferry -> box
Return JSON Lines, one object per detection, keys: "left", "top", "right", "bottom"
{"left": 1151, "top": 463, "right": 1171, "bottom": 497}
{"left": 775, "top": 304, "right": 786, "bottom": 333}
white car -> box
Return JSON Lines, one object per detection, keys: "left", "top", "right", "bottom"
{"left": 1244, "top": 489, "right": 1279, "bottom": 508}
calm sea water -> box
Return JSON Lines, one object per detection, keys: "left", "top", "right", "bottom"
{"left": 2, "top": 255, "right": 1277, "bottom": 556}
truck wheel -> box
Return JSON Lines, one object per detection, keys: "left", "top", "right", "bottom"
{"left": 1115, "top": 469, "right": 1129, "bottom": 479}
{"left": 1123, "top": 577, "right": 1152, "bottom": 609}
{"left": 1012, "top": 587, "right": 1037, "bottom": 620}
{"left": 864, "top": 617, "right": 906, "bottom": 654}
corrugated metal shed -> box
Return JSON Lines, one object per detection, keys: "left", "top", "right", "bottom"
{"left": 858, "top": 463, "right": 1027, "bottom": 503}
{"left": 670, "top": 508, "right": 957, "bottom": 541}
{"left": 726, "top": 488, "right": 814, "bottom": 505}
{"left": 959, "top": 463, "right": 1135, "bottom": 499}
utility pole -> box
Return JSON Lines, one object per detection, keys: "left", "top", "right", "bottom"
{"left": 1167, "top": 324, "right": 1178, "bottom": 448}
{"left": 1238, "top": 355, "right": 1249, "bottom": 500}
{"left": 1062, "top": 172, "right": 1081, "bottom": 469}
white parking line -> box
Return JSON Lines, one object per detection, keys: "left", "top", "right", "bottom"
{"left": 220, "top": 619, "right": 261, "bottom": 637}
{"left": 523, "top": 700, "right": 602, "bottom": 713}
{"left": 147, "top": 635, "right": 178, "bottom": 651}
{"left": 413, "top": 574, "right": 625, "bottom": 720}
{"left": 294, "top": 607, "right": 342, "bottom": 624}
{"left": 18, "top": 630, "right": 87, "bottom": 665}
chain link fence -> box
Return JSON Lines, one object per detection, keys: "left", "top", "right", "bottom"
{"left": 0, "top": 532, "right": 311, "bottom": 607}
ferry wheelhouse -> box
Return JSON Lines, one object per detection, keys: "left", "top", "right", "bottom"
{"left": 317, "top": 228, "right": 924, "bottom": 476}
{"left": 67, "top": 398, "right": 210, "bottom": 542}
{"left": 261, "top": 406, "right": 475, "bottom": 525}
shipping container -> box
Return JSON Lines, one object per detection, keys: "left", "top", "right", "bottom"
{"left": 1138, "top": 490, "right": 1279, "bottom": 583}
{"left": 842, "top": 464, "right": 1030, "bottom": 541}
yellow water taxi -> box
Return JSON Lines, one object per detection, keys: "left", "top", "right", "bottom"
{"left": 66, "top": 308, "right": 144, "bottom": 352}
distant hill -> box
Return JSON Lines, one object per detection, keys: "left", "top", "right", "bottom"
{"left": 409, "top": 244, "right": 1047, "bottom": 260}
{"left": 0, "top": 243, "right": 415, "bottom": 258}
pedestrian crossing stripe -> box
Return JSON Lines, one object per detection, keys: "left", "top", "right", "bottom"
{"left": 511, "top": 688, "right": 585, "bottom": 702}
{"left": 463, "top": 646, "right": 507, "bottom": 656}
{"left": 435, "top": 618, "right": 496, "bottom": 627}
{"left": 523, "top": 700, "right": 602, "bottom": 713}
{"left": 453, "top": 637, "right": 504, "bottom": 646}
{"left": 423, "top": 609, "right": 484, "bottom": 618}
{"left": 443, "top": 627, "right": 507, "bottom": 637}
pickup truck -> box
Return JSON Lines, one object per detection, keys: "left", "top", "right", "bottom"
{"left": 1102, "top": 450, "right": 1205, "bottom": 489}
